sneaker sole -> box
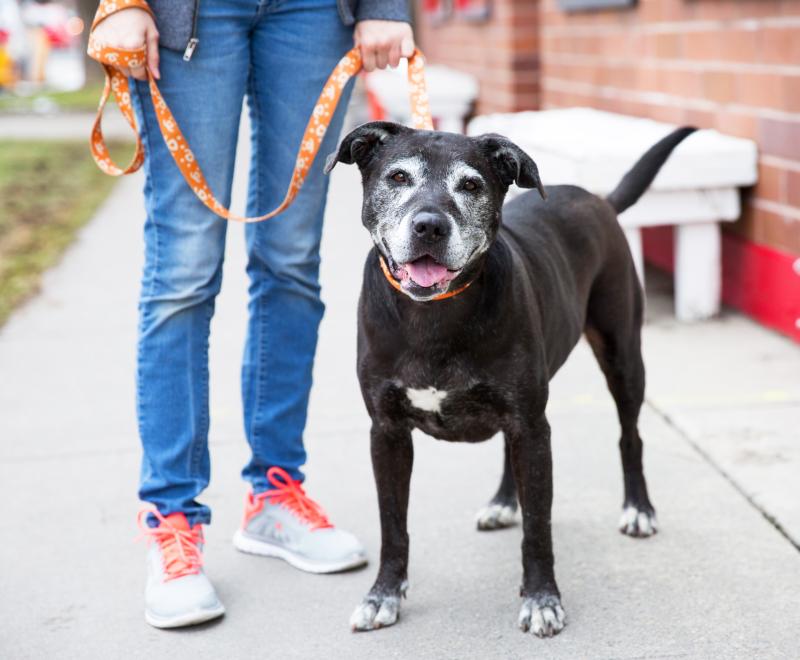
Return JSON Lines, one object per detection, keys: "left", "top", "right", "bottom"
{"left": 145, "top": 604, "right": 225, "bottom": 629}
{"left": 232, "top": 529, "right": 367, "bottom": 574}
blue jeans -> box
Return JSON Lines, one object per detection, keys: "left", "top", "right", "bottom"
{"left": 132, "top": 0, "right": 354, "bottom": 525}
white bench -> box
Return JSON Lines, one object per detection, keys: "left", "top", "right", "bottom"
{"left": 365, "top": 63, "right": 479, "bottom": 134}
{"left": 468, "top": 108, "right": 758, "bottom": 321}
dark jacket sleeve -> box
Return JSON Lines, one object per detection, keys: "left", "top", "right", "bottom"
{"left": 338, "top": 0, "right": 411, "bottom": 25}
{"left": 148, "top": 0, "right": 195, "bottom": 52}
{"left": 150, "top": 0, "right": 411, "bottom": 53}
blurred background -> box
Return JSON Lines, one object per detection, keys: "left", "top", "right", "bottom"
{"left": 412, "top": 0, "right": 800, "bottom": 342}
{"left": 0, "top": 0, "right": 88, "bottom": 98}
{"left": 0, "top": 0, "right": 122, "bottom": 327}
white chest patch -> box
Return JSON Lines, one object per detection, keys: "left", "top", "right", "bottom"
{"left": 406, "top": 386, "right": 448, "bottom": 413}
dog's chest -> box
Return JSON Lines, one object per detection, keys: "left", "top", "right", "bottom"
{"left": 376, "top": 375, "right": 509, "bottom": 442}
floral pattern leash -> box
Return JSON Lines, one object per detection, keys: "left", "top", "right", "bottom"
{"left": 87, "top": 0, "right": 434, "bottom": 223}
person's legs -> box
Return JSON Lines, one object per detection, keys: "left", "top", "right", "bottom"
{"left": 241, "top": 0, "right": 354, "bottom": 491}
{"left": 133, "top": 0, "right": 253, "bottom": 526}
{"left": 232, "top": 0, "right": 366, "bottom": 574}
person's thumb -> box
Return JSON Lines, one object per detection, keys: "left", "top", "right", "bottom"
{"left": 400, "top": 36, "right": 415, "bottom": 59}
{"left": 146, "top": 25, "right": 160, "bottom": 79}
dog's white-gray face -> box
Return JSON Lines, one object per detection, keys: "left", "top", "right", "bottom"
{"left": 326, "top": 122, "right": 545, "bottom": 301}
{"left": 368, "top": 155, "right": 494, "bottom": 291}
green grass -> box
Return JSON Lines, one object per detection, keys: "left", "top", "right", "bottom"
{"left": 0, "top": 82, "right": 106, "bottom": 113}
{"left": 0, "top": 139, "right": 133, "bottom": 326}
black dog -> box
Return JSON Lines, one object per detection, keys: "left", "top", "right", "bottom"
{"left": 325, "top": 123, "right": 695, "bottom": 637}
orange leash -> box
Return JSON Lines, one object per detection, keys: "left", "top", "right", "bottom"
{"left": 88, "top": 0, "right": 470, "bottom": 301}
{"left": 87, "top": 0, "right": 433, "bottom": 224}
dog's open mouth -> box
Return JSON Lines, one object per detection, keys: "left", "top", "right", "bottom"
{"left": 393, "top": 255, "right": 461, "bottom": 290}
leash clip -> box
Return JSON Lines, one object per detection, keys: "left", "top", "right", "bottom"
{"left": 182, "top": 38, "right": 199, "bottom": 62}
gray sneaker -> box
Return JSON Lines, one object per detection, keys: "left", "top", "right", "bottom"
{"left": 140, "top": 511, "right": 225, "bottom": 629}
{"left": 233, "top": 467, "right": 367, "bottom": 574}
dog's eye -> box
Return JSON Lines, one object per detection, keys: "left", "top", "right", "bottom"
{"left": 390, "top": 171, "right": 409, "bottom": 184}
{"left": 462, "top": 179, "right": 480, "bottom": 192}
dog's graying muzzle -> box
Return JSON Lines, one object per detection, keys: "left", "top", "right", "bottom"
{"left": 411, "top": 211, "right": 451, "bottom": 244}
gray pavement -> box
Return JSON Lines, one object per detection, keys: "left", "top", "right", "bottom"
{"left": 0, "top": 111, "right": 133, "bottom": 141}
{"left": 1, "top": 115, "right": 799, "bottom": 659}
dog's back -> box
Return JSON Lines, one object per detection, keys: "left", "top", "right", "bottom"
{"left": 500, "top": 185, "right": 620, "bottom": 306}
{"left": 495, "top": 127, "right": 697, "bottom": 374}
{"left": 501, "top": 126, "right": 697, "bottom": 298}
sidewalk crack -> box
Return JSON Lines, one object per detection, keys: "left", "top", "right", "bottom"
{"left": 645, "top": 398, "right": 800, "bottom": 554}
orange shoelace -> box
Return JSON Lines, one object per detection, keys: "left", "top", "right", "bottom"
{"left": 251, "top": 467, "right": 333, "bottom": 531}
{"left": 137, "top": 508, "right": 204, "bottom": 581}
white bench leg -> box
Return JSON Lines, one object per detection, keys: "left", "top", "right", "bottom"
{"left": 674, "top": 222, "right": 721, "bottom": 321}
{"left": 623, "top": 227, "right": 645, "bottom": 289}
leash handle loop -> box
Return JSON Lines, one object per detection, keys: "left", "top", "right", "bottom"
{"left": 87, "top": 1, "right": 434, "bottom": 223}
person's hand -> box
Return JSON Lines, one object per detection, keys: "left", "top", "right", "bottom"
{"left": 354, "top": 20, "right": 415, "bottom": 72}
{"left": 90, "top": 7, "right": 160, "bottom": 80}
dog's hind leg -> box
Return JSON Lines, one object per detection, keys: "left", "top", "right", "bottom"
{"left": 476, "top": 438, "right": 518, "bottom": 531}
{"left": 585, "top": 266, "right": 657, "bottom": 538}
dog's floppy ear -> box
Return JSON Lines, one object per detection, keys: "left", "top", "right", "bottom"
{"left": 324, "top": 121, "right": 412, "bottom": 174}
{"left": 475, "top": 134, "right": 546, "bottom": 199}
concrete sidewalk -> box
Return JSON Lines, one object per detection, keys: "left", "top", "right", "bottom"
{"left": 0, "top": 119, "right": 798, "bottom": 659}
{"left": 0, "top": 111, "right": 132, "bottom": 141}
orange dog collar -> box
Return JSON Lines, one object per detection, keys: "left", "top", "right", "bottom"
{"left": 87, "top": 0, "right": 434, "bottom": 223}
{"left": 378, "top": 255, "right": 475, "bottom": 302}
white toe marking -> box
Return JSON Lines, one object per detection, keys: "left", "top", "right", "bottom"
{"left": 620, "top": 506, "right": 638, "bottom": 528}
{"left": 476, "top": 503, "right": 516, "bottom": 528}
{"left": 350, "top": 602, "right": 377, "bottom": 630}
{"left": 619, "top": 506, "right": 658, "bottom": 537}
{"left": 406, "top": 386, "right": 448, "bottom": 413}
{"left": 531, "top": 607, "right": 545, "bottom": 633}
{"left": 519, "top": 598, "right": 566, "bottom": 638}
{"left": 350, "top": 595, "right": 402, "bottom": 632}
{"left": 374, "top": 597, "right": 400, "bottom": 626}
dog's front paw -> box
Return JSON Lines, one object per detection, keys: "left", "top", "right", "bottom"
{"left": 475, "top": 502, "right": 517, "bottom": 531}
{"left": 619, "top": 505, "right": 658, "bottom": 538}
{"left": 350, "top": 583, "right": 408, "bottom": 632}
{"left": 518, "top": 594, "right": 565, "bottom": 638}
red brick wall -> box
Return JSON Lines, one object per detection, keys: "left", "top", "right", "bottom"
{"left": 539, "top": 0, "right": 800, "bottom": 256}
{"left": 414, "top": 0, "right": 540, "bottom": 114}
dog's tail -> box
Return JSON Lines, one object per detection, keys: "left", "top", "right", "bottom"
{"left": 606, "top": 127, "right": 697, "bottom": 214}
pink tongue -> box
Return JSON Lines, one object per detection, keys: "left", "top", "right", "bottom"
{"left": 405, "top": 256, "right": 450, "bottom": 288}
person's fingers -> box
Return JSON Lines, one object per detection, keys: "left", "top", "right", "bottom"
{"left": 375, "top": 44, "right": 389, "bottom": 70}
{"left": 146, "top": 26, "right": 160, "bottom": 79}
{"left": 119, "top": 31, "right": 143, "bottom": 51}
{"left": 361, "top": 44, "right": 377, "bottom": 72}
{"left": 400, "top": 36, "right": 415, "bottom": 59}
{"left": 130, "top": 64, "right": 147, "bottom": 80}
{"left": 388, "top": 41, "right": 402, "bottom": 68}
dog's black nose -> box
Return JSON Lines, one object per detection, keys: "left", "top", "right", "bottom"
{"left": 411, "top": 211, "right": 450, "bottom": 242}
